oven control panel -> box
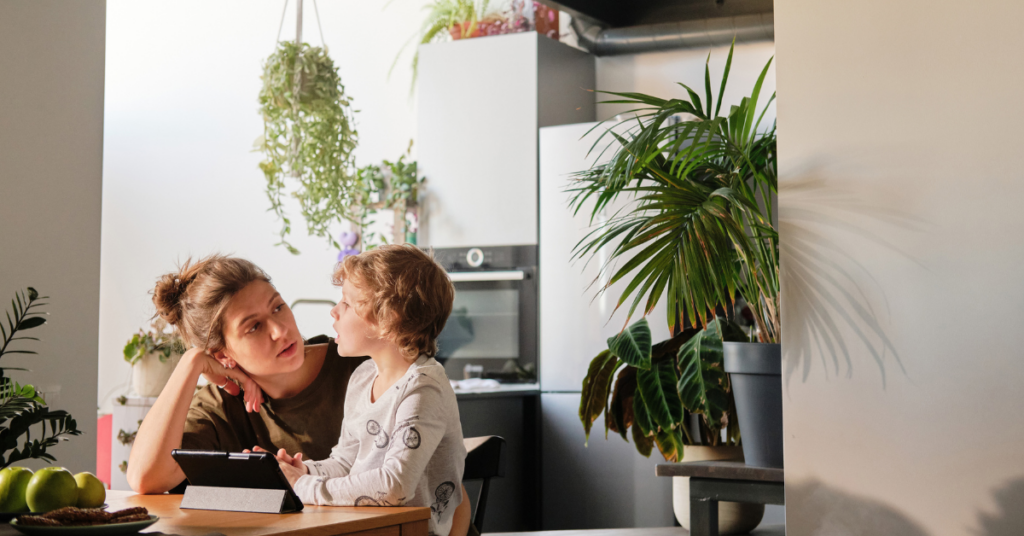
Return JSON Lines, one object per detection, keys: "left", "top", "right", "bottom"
{"left": 430, "top": 245, "right": 535, "bottom": 272}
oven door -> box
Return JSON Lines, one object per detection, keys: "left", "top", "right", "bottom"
{"left": 437, "top": 269, "right": 537, "bottom": 382}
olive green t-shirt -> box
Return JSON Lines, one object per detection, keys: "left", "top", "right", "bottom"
{"left": 181, "top": 337, "right": 369, "bottom": 460}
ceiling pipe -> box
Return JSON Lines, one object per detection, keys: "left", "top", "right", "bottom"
{"left": 571, "top": 12, "right": 774, "bottom": 56}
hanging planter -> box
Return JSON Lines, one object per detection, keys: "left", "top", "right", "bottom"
{"left": 256, "top": 40, "right": 358, "bottom": 254}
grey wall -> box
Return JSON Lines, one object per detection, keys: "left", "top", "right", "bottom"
{"left": 776, "top": 1, "right": 1024, "bottom": 534}
{"left": 0, "top": 0, "right": 105, "bottom": 473}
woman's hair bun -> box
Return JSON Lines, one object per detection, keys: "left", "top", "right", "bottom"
{"left": 152, "top": 263, "right": 197, "bottom": 325}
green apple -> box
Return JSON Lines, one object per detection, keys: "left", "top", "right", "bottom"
{"left": 73, "top": 472, "right": 105, "bottom": 508}
{"left": 25, "top": 467, "right": 77, "bottom": 513}
{"left": 0, "top": 467, "right": 33, "bottom": 512}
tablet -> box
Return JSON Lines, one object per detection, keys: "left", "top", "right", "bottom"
{"left": 171, "top": 449, "right": 304, "bottom": 512}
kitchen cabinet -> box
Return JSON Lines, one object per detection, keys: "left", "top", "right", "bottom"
{"left": 417, "top": 32, "right": 595, "bottom": 248}
{"left": 457, "top": 389, "right": 540, "bottom": 532}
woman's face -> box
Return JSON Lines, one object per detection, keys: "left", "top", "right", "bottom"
{"left": 330, "top": 279, "right": 383, "bottom": 357}
{"left": 219, "top": 280, "right": 304, "bottom": 377}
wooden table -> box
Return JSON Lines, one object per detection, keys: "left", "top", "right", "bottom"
{"left": 656, "top": 461, "right": 785, "bottom": 536}
{"left": 0, "top": 490, "right": 430, "bottom": 536}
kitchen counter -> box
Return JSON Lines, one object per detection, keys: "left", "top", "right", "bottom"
{"left": 454, "top": 382, "right": 539, "bottom": 399}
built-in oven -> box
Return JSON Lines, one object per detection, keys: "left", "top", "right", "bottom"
{"left": 432, "top": 245, "right": 537, "bottom": 383}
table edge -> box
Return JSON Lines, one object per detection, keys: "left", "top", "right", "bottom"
{"left": 655, "top": 461, "right": 785, "bottom": 482}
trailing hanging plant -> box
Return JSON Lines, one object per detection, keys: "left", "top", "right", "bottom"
{"left": 0, "top": 288, "right": 81, "bottom": 468}
{"left": 390, "top": 0, "right": 494, "bottom": 90}
{"left": 257, "top": 41, "right": 359, "bottom": 254}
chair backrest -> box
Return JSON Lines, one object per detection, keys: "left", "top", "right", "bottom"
{"left": 463, "top": 435, "right": 506, "bottom": 480}
{"left": 462, "top": 436, "right": 506, "bottom": 534}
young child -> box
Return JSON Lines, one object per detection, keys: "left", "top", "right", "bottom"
{"left": 272, "top": 244, "right": 466, "bottom": 535}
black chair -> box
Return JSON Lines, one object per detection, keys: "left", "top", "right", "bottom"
{"left": 462, "top": 436, "right": 506, "bottom": 535}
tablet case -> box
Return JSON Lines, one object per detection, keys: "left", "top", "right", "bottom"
{"left": 172, "top": 449, "right": 304, "bottom": 513}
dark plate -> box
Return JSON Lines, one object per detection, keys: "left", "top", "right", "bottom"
{"left": 9, "top": 515, "right": 158, "bottom": 535}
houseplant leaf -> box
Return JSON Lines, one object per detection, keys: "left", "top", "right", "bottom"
{"left": 608, "top": 318, "right": 652, "bottom": 369}
{"left": 636, "top": 357, "right": 684, "bottom": 433}
{"left": 631, "top": 420, "right": 654, "bottom": 457}
{"left": 579, "top": 350, "right": 620, "bottom": 443}
{"left": 607, "top": 366, "right": 636, "bottom": 440}
{"left": 633, "top": 386, "right": 655, "bottom": 436}
{"left": 676, "top": 318, "right": 747, "bottom": 439}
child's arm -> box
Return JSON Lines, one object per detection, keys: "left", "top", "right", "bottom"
{"left": 293, "top": 379, "right": 454, "bottom": 507}
{"left": 303, "top": 420, "right": 360, "bottom": 479}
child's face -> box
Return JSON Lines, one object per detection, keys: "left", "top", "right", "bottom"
{"left": 330, "top": 279, "right": 383, "bottom": 357}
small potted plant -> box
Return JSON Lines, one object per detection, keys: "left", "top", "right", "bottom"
{"left": 352, "top": 142, "right": 424, "bottom": 250}
{"left": 123, "top": 318, "right": 185, "bottom": 398}
{"left": 395, "top": 0, "right": 556, "bottom": 89}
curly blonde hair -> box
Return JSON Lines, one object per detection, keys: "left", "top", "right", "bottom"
{"left": 333, "top": 244, "right": 454, "bottom": 359}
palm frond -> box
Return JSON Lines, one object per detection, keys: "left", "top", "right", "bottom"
{"left": 570, "top": 42, "right": 779, "bottom": 341}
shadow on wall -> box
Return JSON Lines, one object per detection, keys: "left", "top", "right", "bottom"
{"left": 787, "top": 479, "right": 930, "bottom": 536}
{"left": 779, "top": 174, "right": 928, "bottom": 388}
{"left": 973, "top": 477, "right": 1024, "bottom": 536}
{"left": 788, "top": 477, "right": 1024, "bottom": 535}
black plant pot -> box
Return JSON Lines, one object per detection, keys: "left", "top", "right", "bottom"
{"left": 723, "top": 342, "right": 783, "bottom": 468}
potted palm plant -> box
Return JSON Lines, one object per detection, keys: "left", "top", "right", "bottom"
{"left": 572, "top": 41, "right": 781, "bottom": 475}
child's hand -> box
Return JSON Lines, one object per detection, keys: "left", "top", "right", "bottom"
{"left": 247, "top": 446, "right": 309, "bottom": 486}
{"left": 278, "top": 458, "right": 309, "bottom": 487}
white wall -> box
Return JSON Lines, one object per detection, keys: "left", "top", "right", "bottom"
{"left": 0, "top": 0, "right": 105, "bottom": 473}
{"left": 99, "top": 0, "right": 431, "bottom": 414}
{"left": 595, "top": 41, "right": 776, "bottom": 123}
{"left": 776, "top": 1, "right": 1024, "bottom": 535}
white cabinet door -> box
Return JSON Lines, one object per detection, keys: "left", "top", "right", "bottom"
{"left": 417, "top": 33, "right": 539, "bottom": 248}
{"left": 538, "top": 122, "right": 671, "bottom": 392}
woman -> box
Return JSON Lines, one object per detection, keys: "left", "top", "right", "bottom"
{"left": 127, "top": 255, "right": 470, "bottom": 534}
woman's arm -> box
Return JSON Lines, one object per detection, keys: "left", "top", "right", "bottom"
{"left": 127, "top": 348, "right": 262, "bottom": 494}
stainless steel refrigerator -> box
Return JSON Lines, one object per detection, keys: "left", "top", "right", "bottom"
{"left": 539, "top": 122, "right": 676, "bottom": 529}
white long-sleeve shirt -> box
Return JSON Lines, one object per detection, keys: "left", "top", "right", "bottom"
{"left": 294, "top": 356, "right": 466, "bottom": 536}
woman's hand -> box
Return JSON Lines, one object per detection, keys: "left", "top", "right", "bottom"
{"left": 248, "top": 446, "right": 309, "bottom": 487}
{"left": 186, "top": 348, "right": 265, "bottom": 413}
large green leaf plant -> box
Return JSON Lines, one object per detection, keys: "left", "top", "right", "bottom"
{"left": 576, "top": 43, "right": 777, "bottom": 461}
{"left": 580, "top": 317, "right": 747, "bottom": 461}
{"left": 0, "top": 288, "right": 80, "bottom": 468}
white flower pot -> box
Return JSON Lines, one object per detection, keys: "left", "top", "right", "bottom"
{"left": 131, "top": 351, "right": 181, "bottom": 397}
{"left": 672, "top": 445, "right": 765, "bottom": 535}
